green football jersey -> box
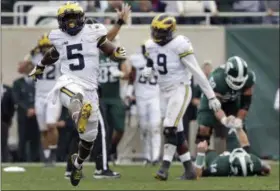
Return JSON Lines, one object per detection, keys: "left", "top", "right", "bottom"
{"left": 204, "top": 151, "right": 263, "bottom": 176}
{"left": 199, "top": 66, "right": 256, "bottom": 112}
{"left": 98, "top": 53, "right": 121, "bottom": 99}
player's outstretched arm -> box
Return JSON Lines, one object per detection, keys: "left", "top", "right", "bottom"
{"left": 107, "top": 3, "right": 131, "bottom": 41}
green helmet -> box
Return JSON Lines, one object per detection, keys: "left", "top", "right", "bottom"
{"left": 225, "top": 56, "right": 249, "bottom": 90}
{"left": 229, "top": 148, "right": 254, "bottom": 176}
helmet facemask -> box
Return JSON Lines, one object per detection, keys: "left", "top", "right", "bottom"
{"left": 58, "top": 12, "right": 85, "bottom": 36}
{"left": 151, "top": 26, "right": 173, "bottom": 46}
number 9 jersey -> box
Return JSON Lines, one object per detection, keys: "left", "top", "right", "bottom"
{"left": 49, "top": 23, "right": 107, "bottom": 89}
{"left": 144, "top": 35, "right": 193, "bottom": 91}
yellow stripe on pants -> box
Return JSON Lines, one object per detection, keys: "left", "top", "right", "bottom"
{"left": 174, "top": 85, "right": 189, "bottom": 127}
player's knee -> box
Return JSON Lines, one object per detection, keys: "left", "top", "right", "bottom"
{"left": 163, "top": 126, "right": 177, "bottom": 145}
{"left": 195, "top": 125, "right": 211, "bottom": 145}
{"left": 71, "top": 92, "right": 84, "bottom": 102}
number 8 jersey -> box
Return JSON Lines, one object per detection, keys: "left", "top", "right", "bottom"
{"left": 144, "top": 35, "right": 193, "bottom": 91}
{"left": 49, "top": 24, "right": 107, "bottom": 89}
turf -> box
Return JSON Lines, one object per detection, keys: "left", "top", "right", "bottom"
{"left": 1, "top": 163, "right": 279, "bottom": 190}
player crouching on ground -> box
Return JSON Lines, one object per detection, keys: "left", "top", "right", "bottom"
{"left": 194, "top": 140, "right": 271, "bottom": 178}
{"left": 29, "top": 1, "right": 127, "bottom": 186}
{"left": 196, "top": 56, "right": 255, "bottom": 153}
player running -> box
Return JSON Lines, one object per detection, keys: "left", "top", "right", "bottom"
{"left": 126, "top": 45, "right": 161, "bottom": 165}
{"left": 196, "top": 56, "right": 255, "bottom": 153}
{"left": 23, "top": 34, "right": 62, "bottom": 166}
{"left": 141, "top": 14, "right": 228, "bottom": 181}
{"left": 29, "top": 1, "right": 126, "bottom": 186}
{"left": 194, "top": 140, "right": 271, "bottom": 177}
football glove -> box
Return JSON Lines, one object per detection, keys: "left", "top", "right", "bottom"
{"left": 221, "top": 115, "right": 243, "bottom": 129}
{"left": 113, "top": 47, "right": 126, "bottom": 60}
{"left": 28, "top": 65, "right": 45, "bottom": 81}
{"left": 109, "top": 66, "right": 124, "bottom": 78}
{"left": 141, "top": 66, "right": 153, "bottom": 78}
{"left": 208, "top": 97, "right": 221, "bottom": 112}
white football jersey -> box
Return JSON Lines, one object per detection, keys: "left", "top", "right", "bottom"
{"left": 49, "top": 24, "right": 107, "bottom": 90}
{"left": 129, "top": 53, "right": 160, "bottom": 100}
{"left": 31, "top": 53, "right": 61, "bottom": 98}
{"left": 144, "top": 35, "right": 193, "bottom": 91}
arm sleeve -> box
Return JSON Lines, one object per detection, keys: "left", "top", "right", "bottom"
{"left": 181, "top": 54, "right": 215, "bottom": 99}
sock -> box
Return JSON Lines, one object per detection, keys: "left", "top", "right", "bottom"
{"left": 48, "top": 145, "right": 57, "bottom": 162}
{"left": 242, "top": 145, "right": 251, "bottom": 153}
{"left": 140, "top": 128, "right": 151, "bottom": 161}
{"left": 161, "top": 144, "right": 176, "bottom": 171}
{"left": 179, "top": 152, "right": 193, "bottom": 172}
{"left": 111, "top": 132, "right": 123, "bottom": 157}
{"left": 151, "top": 126, "right": 161, "bottom": 162}
{"left": 74, "top": 157, "right": 82, "bottom": 169}
{"left": 43, "top": 149, "right": 51, "bottom": 159}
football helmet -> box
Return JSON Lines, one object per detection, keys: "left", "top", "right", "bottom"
{"left": 229, "top": 148, "right": 254, "bottom": 176}
{"left": 225, "top": 56, "right": 249, "bottom": 90}
{"left": 150, "top": 14, "right": 176, "bottom": 46}
{"left": 37, "top": 33, "right": 52, "bottom": 54}
{"left": 57, "top": 1, "right": 85, "bottom": 36}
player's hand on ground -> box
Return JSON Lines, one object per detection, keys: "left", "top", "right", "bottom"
{"left": 109, "top": 66, "right": 124, "bottom": 78}
{"left": 28, "top": 65, "right": 45, "bottom": 81}
{"left": 116, "top": 3, "right": 131, "bottom": 23}
{"left": 197, "top": 140, "right": 208, "bottom": 153}
{"left": 208, "top": 97, "right": 221, "bottom": 112}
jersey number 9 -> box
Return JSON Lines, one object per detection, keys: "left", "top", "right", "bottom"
{"left": 157, "top": 54, "right": 167, "bottom": 75}
{"left": 66, "top": 44, "right": 85, "bottom": 71}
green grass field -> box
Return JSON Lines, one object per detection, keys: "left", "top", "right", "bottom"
{"left": 2, "top": 163, "right": 279, "bottom": 190}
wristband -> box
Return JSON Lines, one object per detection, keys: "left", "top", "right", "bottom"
{"left": 116, "top": 19, "right": 125, "bottom": 26}
{"left": 126, "top": 84, "right": 134, "bottom": 97}
{"left": 195, "top": 152, "right": 206, "bottom": 168}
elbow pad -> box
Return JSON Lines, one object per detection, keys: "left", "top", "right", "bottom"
{"left": 240, "top": 95, "right": 252, "bottom": 110}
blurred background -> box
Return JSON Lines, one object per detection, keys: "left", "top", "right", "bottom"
{"left": 1, "top": 0, "right": 279, "bottom": 164}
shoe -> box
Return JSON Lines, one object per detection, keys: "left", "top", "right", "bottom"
{"left": 70, "top": 154, "right": 83, "bottom": 186}
{"left": 93, "top": 169, "right": 121, "bottom": 179}
{"left": 179, "top": 163, "right": 197, "bottom": 180}
{"left": 154, "top": 169, "right": 168, "bottom": 181}
{"left": 77, "top": 102, "right": 92, "bottom": 134}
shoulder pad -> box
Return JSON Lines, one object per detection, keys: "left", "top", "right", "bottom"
{"left": 175, "top": 35, "right": 194, "bottom": 58}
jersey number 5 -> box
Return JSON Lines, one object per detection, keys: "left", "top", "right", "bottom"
{"left": 66, "top": 44, "right": 85, "bottom": 71}
{"left": 157, "top": 54, "right": 167, "bottom": 75}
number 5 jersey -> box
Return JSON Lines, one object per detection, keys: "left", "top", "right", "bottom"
{"left": 49, "top": 23, "right": 107, "bottom": 90}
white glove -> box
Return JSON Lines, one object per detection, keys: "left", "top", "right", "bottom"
{"left": 109, "top": 66, "right": 124, "bottom": 78}
{"left": 141, "top": 66, "right": 152, "bottom": 78}
{"left": 208, "top": 97, "right": 221, "bottom": 112}
{"left": 221, "top": 115, "right": 243, "bottom": 129}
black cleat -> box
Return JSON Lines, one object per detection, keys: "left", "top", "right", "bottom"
{"left": 180, "top": 167, "right": 197, "bottom": 180}
{"left": 93, "top": 169, "right": 121, "bottom": 179}
{"left": 154, "top": 169, "right": 169, "bottom": 181}
{"left": 70, "top": 154, "right": 83, "bottom": 186}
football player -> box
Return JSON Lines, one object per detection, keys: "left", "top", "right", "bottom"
{"left": 24, "top": 34, "right": 62, "bottom": 166}
{"left": 126, "top": 45, "right": 161, "bottom": 165}
{"left": 194, "top": 140, "right": 271, "bottom": 177}
{"left": 29, "top": 1, "right": 126, "bottom": 186}
{"left": 141, "top": 14, "right": 230, "bottom": 181}
{"left": 196, "top": 56, "right": 255, "bottom": 153}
